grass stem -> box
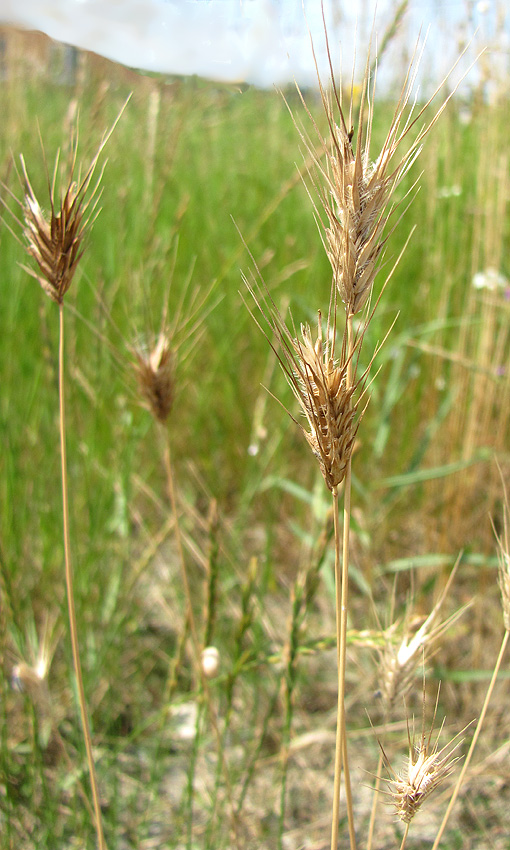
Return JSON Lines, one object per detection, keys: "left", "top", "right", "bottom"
{"left": 59, "top": 302, "right": 106, "bottom": 850}
{"left": 159, "top": 424, "right": 241, "bottom": 850}
{"left": 330, "top": 312, "right": 357, "bottom": 850}
{"left": 431, "top": 628, "right": 510, "bottom": 849}
{"left": 366, "top": 751, "right": 384, "bottom": 850}
{"left": 399, "top": 822, "right": 410, "bottom": 850}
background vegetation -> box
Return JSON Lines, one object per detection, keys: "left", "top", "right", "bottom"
{"left": 1, "top": 21, "right": 509, "bottom": 850}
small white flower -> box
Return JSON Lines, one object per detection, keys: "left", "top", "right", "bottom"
{"left": 201, "top": 646, "right": 220, "bottom": 679}
{"left": 437, "top": 185, "right": 462, "bottom": 199}
{"left": 472, "top": 267, "right": 509, "bottom": 291}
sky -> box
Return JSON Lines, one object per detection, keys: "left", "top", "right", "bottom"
{"left": 0, "top": 0, "right": 505, "bottom": 91}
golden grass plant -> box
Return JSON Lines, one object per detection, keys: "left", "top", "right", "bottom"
{"left": 3, "top": 104, "right": 129, "bottom": 849}
{"left": 11, "top": 137, "right": 112, "bottom": 850}
{"left": 246, "top": 18, "right": 476, "bottom": 850}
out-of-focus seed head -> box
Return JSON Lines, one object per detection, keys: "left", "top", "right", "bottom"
{"left": 133, "top": 333, "right": 175, "bottom": 423}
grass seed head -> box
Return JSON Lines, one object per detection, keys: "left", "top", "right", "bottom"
{"left": 391, "top": 727, "right": 459, "bottom": 824}
{"left": 291, "top": 29, "right": 469, "bottom": 318}
{"left": 295, "top": 320, "right": 358, "bottom": 489}
{"left": 378, "top": 564, "right": 467, "bottom": 715}
{"left": 133, "top": 333, "right": 175, "bottom": 423}
{"left": 244, "top": 274, "right": 364, "bottom": 491}
{"left": 380, "top": 685, "right": 463, "bottom": 826}
{"left": 18, "top": 138, "right": 105, "bottom": 304}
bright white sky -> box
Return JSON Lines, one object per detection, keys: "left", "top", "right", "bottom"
{"left": 0, "top": 0, "right": 504, "bottom": 89}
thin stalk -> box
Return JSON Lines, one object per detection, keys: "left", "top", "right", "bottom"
{"left": 399, "top": 822, "right": 410, "bottom": 850}
{"left": 431, "top": 628, "right": 510, "bottom": 850}
{"left": 331, "top": 313, "right": 357, "bottom": 850}
{"left": 278, "top": 581, "right": 302, "bottom": 850}
{"left": 366, "top": 751, "right": 384, "bottom": 850}
{"left": 331, "top": 478, "right": 356, "bottom": 850}
{"left": 59, "top": 303, "right": 106, "bottom": 850}
{"left": 159, "top": 425, "right": 240, "bottom": 850}
{"left": 331, "top": 485, "right": 343, "bottom": 850}
{"left": 160, "top": 426, "right": 199, "bottom": 653}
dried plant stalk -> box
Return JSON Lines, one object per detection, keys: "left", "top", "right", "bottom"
{"left": 8, "top": 108, "right": 128, "bottom": 850}
{"left": 431, "top": 486, "right": 510, "bottom": 850}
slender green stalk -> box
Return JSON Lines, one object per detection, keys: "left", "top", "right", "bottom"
{"left": 431, "top": 628, "right": 510, "bottom": 850}
{"left": 278, "top": 581, "right": 302, "bottom": 850}
{"left": 59, "top": 303, "right": 106, "bottom": 850}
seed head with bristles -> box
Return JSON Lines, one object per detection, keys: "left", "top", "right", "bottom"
{"left": 243, "top": 267, "right": 371, "bottom": 490}
{"left": 381, "top": 687, "right": 463, "bottom": 826}
{"left": 19, "top": 148, "right": 102, "bottom": 304}
{"left": 289, "top": 20, "right": 473, "bottom": 317}
{"left": 391, "top": 721, "right": 461, "bottom": 824}
{"left": 377, "top": 561, "right": 469, "bottom": 715}
{"left": 132, "top": 332, "right": 175, "bottom": 424}
{"left": 3, "top": 104, "right": 128, "bottom": 304}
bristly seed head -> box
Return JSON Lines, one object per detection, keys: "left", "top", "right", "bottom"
{"left": 294, "top": 321, "right": 358, "bottom": 489}
{"left": 377, "top": 563, "right": 467, "bottom": 716}
{"left": 380, "top": 685, "right": 464, "bottom": 826}
{"left": 22, "top": 175, "right": 85, "bottom": 303}
{"left": 18, "top": 140, "right": 105, "bottom": 304}
{"left": 390, "top": 728, "right": 459, "bottom": 824}
{"left": 289, "top": 29, "right": 468, "bottom": 318}
{"left": 133, "top": 333, "right": 174, "bottom": 423}
{"left": 243, "top": 267, "right": 370, "bottom": 491}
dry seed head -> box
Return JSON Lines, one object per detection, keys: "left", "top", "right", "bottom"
{"left": 133, "top": 333, "right": 174, "bottom": 423}
{"left": 320, "top": 123, "right": 397, "bottom": 316}
{"left": 244, "top": 275, "right": 364, "bottom": 491}
{"left": 293, "top": 29, "right": 471, "bottom": 318}
{"left": 378, "top": 564, "right": 467, "bottom": 715}
{"left": 294, "top": 321, "right": 358, "bottom": 489}
{"left": 380, "top": 685, "right": 463, "bottom": 826}
{"left": 18, "top": 141, "right": 104, "bottom": 304}
{"left": 10, "top": 616, "right": 60, "bottom": 743}
{"left": 390, "top": 726, "right": 460, "bottom": 824}
{"left": 22, "top": 173, "right": 86, "bottom": 303}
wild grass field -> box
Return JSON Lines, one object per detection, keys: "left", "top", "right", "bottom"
{"left": 1, "top": 21, "right": 510, "bottom": 850}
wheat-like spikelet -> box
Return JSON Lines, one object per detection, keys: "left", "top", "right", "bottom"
{"left": 293, "top": 319, "right": 359, "bottom": 489}
{"left": 380, "top": 687, "right": 463, "bottom": 826}
{"left": 391, "top": 724, "right": 460, "bottom": 824}
{"left": 132, "top": 332, "right": 175, "bottom": 423}
{"left": 288, "top": 27, "right": 470, "bottom": 319}
{"left": 244, "top": 272, "right": 367, "bottom": 490}
{"left": 378, "top": 566, "right": 467, "bottom": 715}
{"left": 16, "top": 140, "right": 105, "bottom": 304}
